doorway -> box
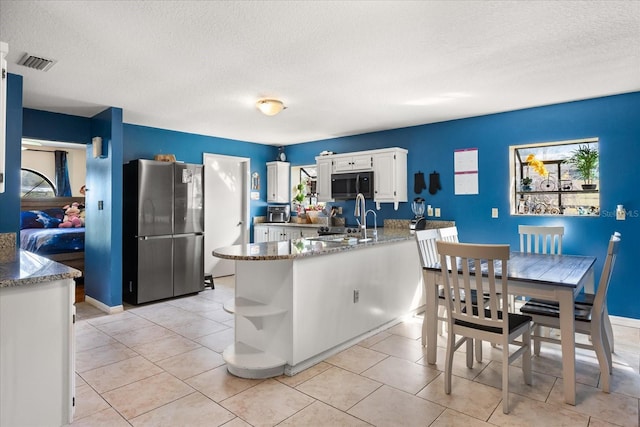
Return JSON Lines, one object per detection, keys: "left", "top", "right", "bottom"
{"left": 203, "top": 153, "right": 249, "bottom": 278}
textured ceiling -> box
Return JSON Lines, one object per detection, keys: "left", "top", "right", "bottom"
{"left": 1, "top": 1, "right": 639, "bottom": 145}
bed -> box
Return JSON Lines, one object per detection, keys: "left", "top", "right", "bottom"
{"left": 20, "top": 197, "right": 85, "bottom": 276}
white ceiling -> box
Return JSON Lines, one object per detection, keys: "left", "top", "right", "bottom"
{"left": 2, "top": 1, "right": 639, "bottom": 146}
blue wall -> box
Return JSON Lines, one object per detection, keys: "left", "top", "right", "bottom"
{"left": 0, "top": 74, "right": 23, "bottom": 235}
{"left": 287, "top": 92, "right": 640, "bottom": 319}
{"left": 6, "top": 73, "right": 639, "bottom": 319}
{"left": 123, "top": 124, "right": 278, "bottom": 238}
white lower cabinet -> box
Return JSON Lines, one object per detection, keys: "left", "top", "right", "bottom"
{"left": 0, "top": 278, "right": 75, "bottom": 426}
{"left": 254, "top": 224, "right": 319, "bottom": 242}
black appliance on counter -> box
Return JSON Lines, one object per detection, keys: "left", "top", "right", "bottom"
{"left": 330, "top": 171, "right": 374, "bottom": 200}
{"left": 123, "top": 159, "right": 204, "bottom": 304}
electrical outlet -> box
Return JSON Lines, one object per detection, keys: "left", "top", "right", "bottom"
{"left": 427, "top": 205, "right": 433, "bottom": 216}
{"left": 435, "top": 208, "right": 441, "bottom": 217}
{"left": 616, "top": 209, "right": 626, "bottom": 220}
{"left": 353, "top": 289, "right": 360, "bottom": 303}
{"left": 492, "top": 208, "right": 499, "bottom": 218}
{"left": 337, "top": 206, "right": 343, "bottom": 214}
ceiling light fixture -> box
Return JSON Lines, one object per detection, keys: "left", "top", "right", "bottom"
{"left": 256, "top": 99, "right": 286, "bottom": 116}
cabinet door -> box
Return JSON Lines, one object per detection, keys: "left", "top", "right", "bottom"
{"left": 254, "top": 225, "right": 270, "bottom": 243}
{"left": 267, "top": 162, "right": 290, "bottom": 203}
{"left": 316, "top": 158, "right": 334, "bottom": 202}
{"left": 373, "top": 151, "right": 396, "bottom": 201}
{"left": 351, "top": 154, "right": 373, "bottom": 171}
{"left": 333, "top": 157, "right": 355, "bottom": 172}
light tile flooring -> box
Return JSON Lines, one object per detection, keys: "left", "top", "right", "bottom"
{"left": 73, "top": 276, "right": 640, "bottom": 426}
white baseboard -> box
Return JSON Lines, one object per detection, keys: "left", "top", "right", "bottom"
{"left": 610, "top": 315, "right": 640, "bottom": 328}
{"left": 84, "top": 295, "right": 124, "bottom": 315}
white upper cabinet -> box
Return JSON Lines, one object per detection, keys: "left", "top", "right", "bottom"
{"left": 267, "top": 161, "right": 290, "bottom": 203}
{"left": 316, "top": 147, "right": 407, "bottom": 207}
{"left": 315, "top": 157, "right": 334, "bottom": 202}
{"left": 332, "top": 153, "right": 373, "bottom": 172}
{"left": 373, "top": 148, "right": 407, "bottom": 207}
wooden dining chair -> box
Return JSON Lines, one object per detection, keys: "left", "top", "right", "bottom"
{"left": 517, "top": 225, "right": 565, "bottom": 314}
{"left": 437, "top": 241, "right": 532, "bottom": 414}
{"left": 437, "top": 226, "right": 459, "bottom": 243}
{"left": 519, "top": 232, "right": 621, "bottom": 393}
{"left": 414, "top": 229, "right": 487, "bottom": 352}
{"left": 518, "top": 225, "right": 564, "bottom": 255}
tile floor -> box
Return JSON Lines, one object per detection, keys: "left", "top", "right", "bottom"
{"left": 72, "top": 276, "right": 640, "bottom": 426}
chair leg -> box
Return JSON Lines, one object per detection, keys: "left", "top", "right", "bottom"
{"left": 533, "top": 324, "right": 542, "bottom": 355}
{"left": 421, "top": 309, "right": 427, "bottom": 346}
{"left": 603, "top": 307, "right": 614, "bottom": 354}
{"left": 523, "top": 328, "right": 532, "bottom": 386}
{"left": 592, "top": 322, "right": 611, "bottom": 393}
{"left": 502, "top": 342, "right": 510, "bottom": 414}
{"left": 438, "top": 305, "right": 445, "bottom": 336}
{"left": 475, "top": 339, "right": 483, "bottom": 362}
{"left": 444, "top": 332, "right": 455, "bottom": 394}
{"left": 466, "top": 338, "right": 473, "bottom": 368}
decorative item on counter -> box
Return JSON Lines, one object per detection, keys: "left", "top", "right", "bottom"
{"left": 565, "top": 144, "right": 598, "bottom": 190}
{"left": 154, "top": 154, "right": 176, "bottom": 162}
{"left": 319, "top": 150, "right": 335, "bottom": 156}
{"left": 292, "top": 179, "right": 307, "bottom": 216}
{"left": 429, "top": 171, "right": 441, "bottom": 195}
{"left": 414, "top": 171, "right": 426, "bottom": 194}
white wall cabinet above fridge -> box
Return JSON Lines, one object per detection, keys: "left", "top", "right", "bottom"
{"left": 267, "top": 161, "right": 290, "bottom": 203}
{"left": 315, "top": 147, "right": 407, "bottom": 208}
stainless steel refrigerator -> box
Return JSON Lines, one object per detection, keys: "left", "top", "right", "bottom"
{"left": 123, "top": 159, "right": 204, "bottom": 304}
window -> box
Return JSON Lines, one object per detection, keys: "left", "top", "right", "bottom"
{"left": 510, "top": 138, "right": 599, "bottom": 216}
{"left": 21, "top": 168, "right": 56, "bottom": 198}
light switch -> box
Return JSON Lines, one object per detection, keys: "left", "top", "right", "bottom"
{"left": 427, "top": 205, "right": 433, "bottom": 216}
{"left": 434, "top": 208, "right": 441, "bottom": 217}
{"left": 492, "top": 208, "right": 499, "bottom": 218}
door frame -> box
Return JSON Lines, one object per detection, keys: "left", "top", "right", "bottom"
{"left": 203, "top": 153, "right": 250, "bottom": 276}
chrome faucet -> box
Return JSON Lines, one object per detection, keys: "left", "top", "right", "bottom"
{"left": 354, "top": 192, "right": 367, "bottom": 238}
{"left": 365, "top": 209, "right": 378, "bottom": 240}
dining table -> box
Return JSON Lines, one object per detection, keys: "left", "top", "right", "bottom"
{"left": 421, "top": 251, "right": 596, "bottom": 405}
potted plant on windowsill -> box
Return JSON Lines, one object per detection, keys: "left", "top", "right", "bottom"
{"left": 520, "top": 177, "right": 533, "bottom": 191}
{"left": 566, "top": 145, "right": 599, "bottom": 190}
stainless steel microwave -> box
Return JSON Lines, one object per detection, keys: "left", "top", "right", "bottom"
{"left": 330, "top": 171, "right": 374, "bottom": 200}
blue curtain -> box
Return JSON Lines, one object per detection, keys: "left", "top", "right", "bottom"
{"left": 54, "top": 150, "right": 72, "bottom": 197}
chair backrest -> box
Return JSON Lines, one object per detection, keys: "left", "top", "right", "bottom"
{"left": 438, "top": 226, "right": 459, "bottom": 243}
{"left": 436, "top": 241, "right": 510, "bottom": 332}
{"left": 592, "top": 232, "right": 621, "bottom": 320}
{"left": 415, "top": 229, "right": 440, "bottom": 268}
{"left": 518, "top": 225, "right": 564, "bottom": 255}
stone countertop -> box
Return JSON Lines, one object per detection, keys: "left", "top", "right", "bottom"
{"left": 0, "top": 250, "right": 82, "bottom": 288}
{"left": 255, "top": 222, "right": 326, "bottom": 228}
{"left": 213, "top": 228, "right": 416, "bottom": 261}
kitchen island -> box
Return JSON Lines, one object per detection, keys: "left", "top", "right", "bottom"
{"left": 213, "top": 228, "right": 424, "bottom": 379}
{"left": 0, "top": 243, "right": 81, "bottom": 426}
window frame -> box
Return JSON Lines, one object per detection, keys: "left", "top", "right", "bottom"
{"left": 509, "top": 137, "right": 600, "bottom": 216}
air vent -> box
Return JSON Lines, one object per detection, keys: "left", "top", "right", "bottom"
{"left": 17, "top": 53, "right": 56, "bottom": 71}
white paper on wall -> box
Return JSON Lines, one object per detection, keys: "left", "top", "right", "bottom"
{"left": 454, "top": 148, "right": 479, "bottom": 195}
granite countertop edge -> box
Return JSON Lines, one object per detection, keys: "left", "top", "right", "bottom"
{"left": 0, "top": 250, "right": 82, "bottom": 288}
{"left": 213, "top": 229, "right": 417, "bottom": 261}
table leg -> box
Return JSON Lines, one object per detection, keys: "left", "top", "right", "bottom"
{"left": 425, "top": 270, "right": 438, "bottom": 364}
{"left": 558, "top": 289, "right": 576, "bottom": 405}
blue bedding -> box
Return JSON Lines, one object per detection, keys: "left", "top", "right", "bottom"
{"left": 20, "top": 227, "right": 85, "bottom": 255}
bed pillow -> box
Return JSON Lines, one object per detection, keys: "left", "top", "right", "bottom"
{"left": 20, "top": 210, "right": 63, "bottom": 229}
{"left": 43, "top": 208, "right": 65, "bottom": 220}
{"left": 20, "top": 211, "right": 44, "bottom": 229}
